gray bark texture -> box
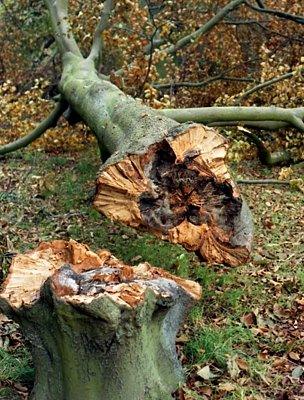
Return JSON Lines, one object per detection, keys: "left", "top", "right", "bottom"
{"left": 0, "top": 240, "right": 201, "bottom": 400}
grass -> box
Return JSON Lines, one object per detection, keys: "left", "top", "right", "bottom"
{"left": 0, "top": 147, "right": 303, "bottom": 399}
{"left": 0, "top": 348, "right": 33, "bottom": 383}
{"left": 185, "top": 323, "right": 256, "bottom": 367}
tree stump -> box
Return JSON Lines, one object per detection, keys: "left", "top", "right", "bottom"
{"left": 0, "top": 240, "right": 201, "bottom": 400}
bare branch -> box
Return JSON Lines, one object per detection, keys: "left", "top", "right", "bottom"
{"left": 0, "top": 99, "right": 66, "bottom": 156}
{"left": 158, "top": 106, "right": 304, "bottom": 131}
{"left": 153, "top": 76, "right": 254, "bottom": 90}
{"left": 207, "top": 120, "right": 290, "bottom": 130}
{"left": 224, "top": 18, "right": 304, "bottom": 43}
{"left": 164, "top": 0, "right": 246, "bottom": 55}
{"left": 245, "top": 1, "right": 304, "bottom": 24}
{"left": 44, "top": 0, "right": 82, "bottom": 57}
{"left": 88, "top": 0, "right": 116, "bottom": 65}
{"left": 235, "top": 69, "right": 303, "bottom": 104}
{"left": 255, "top": 0, "right": 265, "bottom": 8}
{"left": 138, "top": 0, "right": 159, "bottom": 96}
{"left": 237, "top": 179, "right": 290, "bottom": 185}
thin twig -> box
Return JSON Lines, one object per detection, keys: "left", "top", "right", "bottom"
{"left": 237, "top": 179, "right": 290, "bottom": 185}
{"left": 153, "top": 76, "right": 254, "bottom": 90}
{"left": 245, "top": 1, "right": 304, "bottom": 24}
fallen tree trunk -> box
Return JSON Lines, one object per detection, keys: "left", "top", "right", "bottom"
{"left": 0, "top": 240, "right": 201, "bottom": 400}
{"left": 60, "top": 55, "right": 253, "bottom": 266}
{"left": 0, "top": 0, "right": 254, "bottom": 266}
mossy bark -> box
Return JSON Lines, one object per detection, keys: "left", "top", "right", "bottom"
{"left": 0, "top": 240, "right": 201, "bottom": 400}
{"left": 60, "top": 54, "right": 178, "bottom": 158}
{"left": 9, "top": 285, "right": 186, "bottom": 400}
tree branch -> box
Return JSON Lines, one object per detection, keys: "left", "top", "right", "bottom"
{"left": 114, "top": 0, "right": 246, "bottom": 76}
{"left": 255, "top": 0, "right": 265, "bottom": 8}
{"left": 153, "top": 76, "right": 254, "bottom": 90}
{"left": 235, "top": 69, "right": 303, "bottom": 104}
{"left": 158, "top": 106, "right": 304, "bottom": 131}
{"left": 44, "top": 0, "right": 82, "bottom": 57}
{"left": 88, "top": 0, "right": 116, "bottom": 66}
{"left": 237, "top": 179, "right": 290, "bottom": 185}
{"left": 224, "top": 18, "right": 304, "bottom": 43}
{"left": 164, "top": 0, "right": 246, "bottom": 55}
{"left": 0, "top": 99, "right": 66, "bottom": 156}
{"left": 241, "top": 129, "right": 291, "bottom": 166}
{"left": 207, "top": 120, "right": 290, "bottom": 130}
{"left": 245, "top": 1, "right": 304, "bottom": 24}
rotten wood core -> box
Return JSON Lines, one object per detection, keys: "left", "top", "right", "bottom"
{"left": 94, "top": 124, "right": 252, "bottom": 266}
{"left": 1, "top": 239, "right": 201, "bottom": 310}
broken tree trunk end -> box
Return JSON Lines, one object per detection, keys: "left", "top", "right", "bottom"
{"left": 94, "top": 124, "right": 253, "bottom": 266}
{"left": 0, "top": 240, "right": 201, "bottom": 400}
{"left": 60, "top": 56, "right": 253, "bottom": 267}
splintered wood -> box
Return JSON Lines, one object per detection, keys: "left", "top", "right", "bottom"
{"left": 94, "top": 124, "right": 252, "bottom": 266}
{"left": 0, "top": 240, "right": 201, "bottom": 309}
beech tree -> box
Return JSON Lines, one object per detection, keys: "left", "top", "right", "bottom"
{"left": 1, "top": 0, "right": 303, "bottom": 264}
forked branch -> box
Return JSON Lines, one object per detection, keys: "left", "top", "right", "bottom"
{"left": 114, "top": 0, "right": 246, "bottom": 76}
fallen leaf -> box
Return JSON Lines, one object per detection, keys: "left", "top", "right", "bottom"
{"left": 289, "top": 351, "right": 300, "bottom": 361}
{"left": 176, "top": 334, "right": 189, "bottom": 343}
{"left": 197, "top": 365, "right": 217, "bottom": 380}
{"left": 227, "top": 356, "right": 240, "bottom": 379}
{"left": 236, "top": 357, "right": 249, "bottom": 371}
{"left": 242, "top": 312, "right": 256, "bottom": 327}
{"left": 200, "top": 386, "right": 212, "bottom": 396}
{"left": 291, "top": 366, "right": 304, "bottom": 379}
{"left": 219, "top": 382, "right": 235, "bottom": 392}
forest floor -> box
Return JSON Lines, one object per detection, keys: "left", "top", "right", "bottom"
{"left": 0, "top": 145, "right": 303, "bottom": 400}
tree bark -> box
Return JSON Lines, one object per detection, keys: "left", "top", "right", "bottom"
{"left": 0, "top": 240, "right": 201, "bottom": 400}
{"left": 59, "top": 54, "right": 253, "bottom": 266}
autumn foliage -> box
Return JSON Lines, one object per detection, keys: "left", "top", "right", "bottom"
{"left": 0, "top": 0, "right": 303, "bottom": 160}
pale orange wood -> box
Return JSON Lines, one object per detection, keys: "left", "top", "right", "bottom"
{"left": 1, "top": 240, "right": 201, "bottom": 310}
{"left": 94, "top": 124, "right": 252, "bottom": 266}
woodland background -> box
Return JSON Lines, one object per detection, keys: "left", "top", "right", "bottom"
{"left": 0, "top": 1, "right": 303, "bottom": 399}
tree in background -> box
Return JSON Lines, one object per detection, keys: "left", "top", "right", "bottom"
{"left": 0, "top": 1, "right": 303, "bottom": 162}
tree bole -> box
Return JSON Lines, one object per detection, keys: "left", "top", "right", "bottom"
{"left": 59, "top": 54, "right": 253, "bottom": 266}
{"left": 0, "top": 240, "right": 201, "bottom": 400}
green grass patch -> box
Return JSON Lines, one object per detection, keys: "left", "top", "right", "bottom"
{"left": 0, "top": 347, "right": 34, "bottom": 383}
{"left": 185, "top": 323, "right": 256, "bottom": 368}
